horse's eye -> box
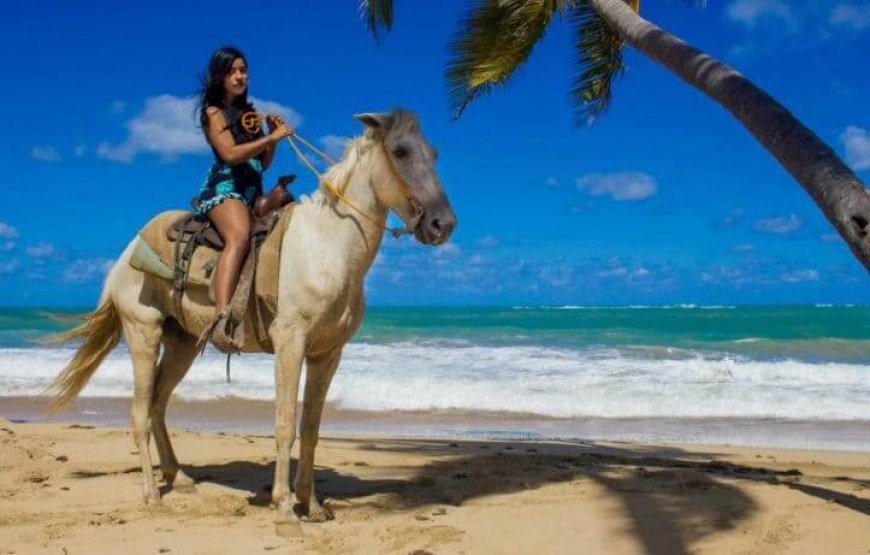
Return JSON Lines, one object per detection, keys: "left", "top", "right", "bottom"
{"left": 393, "top": 146, "right": 408, "bottom": 159}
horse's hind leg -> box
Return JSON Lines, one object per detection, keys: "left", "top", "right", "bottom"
{"left": 151, "top": 318, "right": 198, "bottom": 491}
{"left": 120, "top": 311, "right": 164, "bottom": 504}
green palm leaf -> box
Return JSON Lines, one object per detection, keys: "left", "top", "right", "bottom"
{"left": 570, "top": 0, "right": 630, "bottom": 124}
{"left": 447, "top": 0, "right": 568, "bottom": 119}
{"left": 360, "top": 0, "right": 394, "bottom": 41}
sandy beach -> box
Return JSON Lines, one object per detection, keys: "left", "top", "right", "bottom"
{"left": 2, "top": 411, "right": 869, "bottom": 554}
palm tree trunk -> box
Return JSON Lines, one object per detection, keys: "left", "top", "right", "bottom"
{"left": 587, "top": 0, "right": 870, "bottom": 274}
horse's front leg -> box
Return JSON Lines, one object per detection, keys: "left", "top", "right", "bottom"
{"left": 270, "top": 322, "right": 306, "bottom": 521}
{"left": 295, "top": 347, "right": 342, "bottom": 522}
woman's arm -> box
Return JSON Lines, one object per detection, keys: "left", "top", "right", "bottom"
{"left": 260, "top": 142, "right": 276, "bottom": 170}
{"left": 206, "top": 107, "right": 290, "bottom": 166}
{"left": 259, "top": 114, "right": 289, "bottom": 170}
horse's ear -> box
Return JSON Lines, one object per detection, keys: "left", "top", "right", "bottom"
{"left": 355, "top": 112, "right": 393, "bottom": 131}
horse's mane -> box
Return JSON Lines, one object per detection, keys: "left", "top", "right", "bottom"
{"left": 299, "top": 110, "right": 419, "bottom": 207}
{"left": 299, "top": 135, "right": 374, "bottom": 208}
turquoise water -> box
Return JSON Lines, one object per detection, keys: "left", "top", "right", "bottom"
{"left": 5, "top": 305, "right": 870, "bottom": 360}
{"left": 359, "top": 305, "right": 870, "bottom": 338}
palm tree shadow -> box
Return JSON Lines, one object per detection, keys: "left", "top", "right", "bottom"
{"left": 74, "top": 440, "right": 869, "bottom": 555}
{"left": 779, "top": 480, "right": 870, "bottom": 517}
{"left": 177, "top": 441, "right": 770, "bottom": 555}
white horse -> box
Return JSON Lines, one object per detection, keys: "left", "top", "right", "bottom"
{"left": 48, "top": 110, "right": 456, "bottom": 522}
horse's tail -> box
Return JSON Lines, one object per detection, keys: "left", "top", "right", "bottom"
{"left": 44, "top": 299, "right": 122, "bottom": 414}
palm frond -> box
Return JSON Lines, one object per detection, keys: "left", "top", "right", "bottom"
{"left": 360, "top": 0, "right": 394, "bottom": 42}
{"left": 570, "top": 0, "right": 630, "bottom": 124}
{"left": 446, "top": 0, "right": 563, "bottom": 119}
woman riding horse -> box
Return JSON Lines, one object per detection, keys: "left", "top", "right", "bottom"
{"left": 194, "top": 46, "right": 294, "bottom": 350}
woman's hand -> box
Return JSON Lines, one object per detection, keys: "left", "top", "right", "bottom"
{"left": 265, "top": 114, "right": 281, "bottom": 132}
{"left": 267, "top": 115, "right": 294, "bottom": 142}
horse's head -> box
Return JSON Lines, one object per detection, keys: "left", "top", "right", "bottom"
{"left": 355, "top": 110, "right": 457, "bottom": 245}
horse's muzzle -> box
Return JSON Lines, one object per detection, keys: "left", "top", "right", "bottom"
{"left": 416, "top": 207, "right": 457, "bottom": 245}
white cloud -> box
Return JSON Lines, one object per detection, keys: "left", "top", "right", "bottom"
{"left": 97, "top": 95, "right": 201, "bottom": 163}
{"left": 781, "top": 269, "right": 819, "bottom": 283}
{"left": 731, "top": 243, "right": 756, "bottom": 253}
{"left": 718, "top": 208, "right": 746, "bottom": 228}
{"left": 97, "top": 94, "right": 302, "bottom": 163}
{"left": 251, "top": 97, "right": 302, "bottom": 129}
{"left": 0, "top": 222, "right": 19, "bottom": 240}
{"left": 25, "top": 242, "right": 59, "bottom": 259}
{"left": 576, "top": 172, "right": 657, "bottom": 201}
{"left": 726, "top": 0, "right": 797, "bottom": 29}
{"left": 475, "top": 236, "right": 500, "bottom": 248}
{"left": 569, "top": 203, "right": 593, "bottom": 214}
{"left": 631, "top": 267, "right": 651, "bottom": 279}
{"left": 62, "top": 258, "right": 114, "bottom": 283}
{"left": 700, "top": 265, "right": 754, "bottom": 286}
{"left": 0, "top": 224, "right": 17, "bottom": 253}
{"left": 0, "top": 260, "right": 20, "bottom": 275}
{"left": 544, "top": 177, "right": 559, "bottom": 188}
{"left": 433, "top": 243, "right": 462, "bottom": 259}
{"left": 729, "top": 40, "right": 755, "bottom": 57}
{"left": 320, "top": 135, "right": 351, "bottom": 160}
{"left": 829, "top": 2, "right": 870, "bottom": 30}
{"left": 597, "top": 258, "right": 629, "bottom": 278}
{"left": 31, "top": 145, "right": 61, "bottom": 162}
{"left": 753, "top": 213, "right": 802, "bottom": 234}
{"left": 537, "top": 264, "right": 575, "bottom": 288}
{"left": 840, "top": 126, "right": 870, "bottom": 170}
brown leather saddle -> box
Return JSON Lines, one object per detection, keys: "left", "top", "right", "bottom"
{"left": 167, "top": 175, "right": 296, "bottom": 353}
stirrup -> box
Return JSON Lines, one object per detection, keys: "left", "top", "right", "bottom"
{"left": 197, "top": 307, "right": 242, "bottom": 355}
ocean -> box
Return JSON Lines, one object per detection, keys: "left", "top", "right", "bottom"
{"left": 2, "top": 305, "right": 870, "bottom": 450}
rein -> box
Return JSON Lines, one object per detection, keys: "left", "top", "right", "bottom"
{"left": 241, "top": 113, "right": 422, "bottom": 238}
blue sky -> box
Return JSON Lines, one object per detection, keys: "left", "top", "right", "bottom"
{"left": 2, "top": 0, "right": 870, "bottom": 306}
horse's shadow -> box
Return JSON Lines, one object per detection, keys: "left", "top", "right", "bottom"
{"left": 183, "top": 458, "right": 404, "bottom": 506}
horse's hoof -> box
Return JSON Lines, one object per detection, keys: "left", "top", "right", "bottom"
{"left": 143, "top": 489, "right": 161, "bottom": 505}
{"left": 274, "top": 498, "right": 297, "bottom": 522}
{"left": 171, "top": 469, "right": 197, "bottom": 493}
{"left": 300, "top": 502, "right": 334, "bottom": 523}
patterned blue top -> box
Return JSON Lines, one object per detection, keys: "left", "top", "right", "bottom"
{"left": 192, "top": 104, "right": 264, "bottom": 218}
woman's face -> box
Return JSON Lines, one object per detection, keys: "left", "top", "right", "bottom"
{"left": 223, "top": 57, "right": 248, "bottom": 101}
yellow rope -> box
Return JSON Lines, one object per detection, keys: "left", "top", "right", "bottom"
{"left": 241, "top": 112, "right": 408, "bottom": 236}
{"left": 286, "top": 135, "right": 394, "bottom": 232}
{"left": 292, "top": 133, "right": 338, "bottom": 166}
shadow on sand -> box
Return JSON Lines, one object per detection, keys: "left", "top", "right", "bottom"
{"left": 70, "top": 439, "right": 870, "bottom": 555}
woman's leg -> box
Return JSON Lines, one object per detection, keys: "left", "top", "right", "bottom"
{"left": 207, "top": 198, "right": 251, "bottom": 313}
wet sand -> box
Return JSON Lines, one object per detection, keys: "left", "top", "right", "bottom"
{"left": 1, "top": 406, "right": 870, "bottom": 553}
{"left": 3, "top": 396, "right": 870, "bottom": 452}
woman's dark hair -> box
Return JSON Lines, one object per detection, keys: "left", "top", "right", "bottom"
{"left": 196, "top": 46, "right": 255, "bottom": 135}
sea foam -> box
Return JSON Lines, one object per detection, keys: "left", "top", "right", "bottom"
{"left": 3, "top": 343, "right": 870, "bottom": 420}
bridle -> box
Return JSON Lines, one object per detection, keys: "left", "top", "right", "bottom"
{"left": 241, "top": 112, "right": 423, "bottom": 238}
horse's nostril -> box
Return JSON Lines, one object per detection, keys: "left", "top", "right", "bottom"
{"left": 426, "top": 214, "right": 456, "bottom": 242}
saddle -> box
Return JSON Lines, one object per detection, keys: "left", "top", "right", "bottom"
{"left": 130, "top": 175, "right": 296, "bottom": 354}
